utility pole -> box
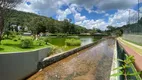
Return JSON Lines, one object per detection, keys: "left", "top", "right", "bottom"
{"left": 138, "top": 0, "right": 140, "bottom": 23}
{"left": 128, "top": 10, "right": 130, "bottom": 24}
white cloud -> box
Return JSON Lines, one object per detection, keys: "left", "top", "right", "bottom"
{"left": 105, "top": 13, "right": 109, "bottom": 16}
{"left": 69, "top": 4, "right": 82, "bottom": 13}
{"left": 97, "top": 0, "right": 137, "bottom": 10}
{"left": 75, "top": 9, "right": 141, "bottom": 30}
{"left": 15, "top": 0, "right": 142, "bottom": 30}
{"left": 75, "top": 18, "right": 108, "bottom": 30}
{"left": 74, "top": 13, "right": 86, "bottom": 22}
{"left": 108, "top": 9, "right": 138, "bottom": 27}
{"left": 70, "top": 0, "right": 138, "bottom": 11}
{"left": 16, "top": 0, "right": 138, "bottom": 16}
{"left": 15, "top": 2, "right": 34, "bottom": 13}
{"left": 94, "top": 10, "right": 105, "bottom": 14}
{"left": 16, "top": 0, "right": 68, "bottom": 16}
{"left": 56, "top": 8, "right": 71, "bottom": 21}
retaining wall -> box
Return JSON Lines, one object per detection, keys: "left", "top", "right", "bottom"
{"left": 123, "top": 34, "right": 142, "bottom": 44}
{"left": 0, "top": 47, "right": 51, "bottom": 80}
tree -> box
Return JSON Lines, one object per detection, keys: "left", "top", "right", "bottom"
{"left": 28, "top": 17, "right": 46, "bottom": 40}
{"left": 90, "top": 28, "right": 96, "bottom": 35}
{"left": 0, "top": 0, "right": 22, "bottom": 41}
{"left": 107, "top": 26, "right": 116, "bottom": 31}
{"left": 63, "top": 19, "right": 71, "bottom": 33}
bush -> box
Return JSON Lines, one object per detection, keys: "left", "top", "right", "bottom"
{"left": 13, "top": 35, "right": 22, "bottom": 41}
{"left": 49, "top": 46, "right": 62, "bottom": 55}
{"left": 4, "top": 31, "right": 17, "bottom": 40}
{"left": 13, "top": 38, "right": 18, "bottom": 41}
{"left": 34, "top": 40, "right": 45, "bottom": 46}
{"left": 65, "top": 38, "right": 81, "bottom": 46}
{"left": 44, "top": 37, "right": 49, "bottom": 44}
{"left": 21, "top": 39, "right": 33, "bottom": 48}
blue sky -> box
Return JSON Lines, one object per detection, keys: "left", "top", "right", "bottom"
{"left": 16, "top": 0, "right": 142, "bottom": 30}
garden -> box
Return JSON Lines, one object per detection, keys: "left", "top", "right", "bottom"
{"left": 0, "top": 31, "right": 93, "bottom": 54}
{"left": 0, "top": 32, "right": 49, "bottom": 53}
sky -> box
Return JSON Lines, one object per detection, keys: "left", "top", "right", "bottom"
{"left": 15, "top": 0, "right": 142, "bottom": 30}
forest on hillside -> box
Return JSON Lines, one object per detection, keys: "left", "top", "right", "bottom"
{"left": 4, "top": 10, "right": 89, "bottom": 35}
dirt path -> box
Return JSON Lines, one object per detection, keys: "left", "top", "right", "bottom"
{"left": 28, "top": 39, "right": 115, "bottom": 80}
{"left": 118, "top": 38, "right": 142, "bottom": 71}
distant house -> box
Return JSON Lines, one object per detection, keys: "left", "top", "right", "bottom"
{"left": 11, "top": 25, "right": 22, "bottom": 32}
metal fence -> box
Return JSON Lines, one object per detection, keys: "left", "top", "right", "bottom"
{"left": 123, "top": 24, "right": 142, "bottom": 35}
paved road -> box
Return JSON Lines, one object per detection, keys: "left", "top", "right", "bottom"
{"left": 28, "top": 39, "right": 115, "bottom": 80}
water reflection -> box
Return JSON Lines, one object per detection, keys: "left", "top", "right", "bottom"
{"left": 48, "top": 36, "right": 94, "bottom": 51}
{"left": 80, "top": 37, "right": 94, "bottom": 46}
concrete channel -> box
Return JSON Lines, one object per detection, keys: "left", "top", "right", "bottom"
{"left": 28, "top": 38, "right": 115, "bottom": 80}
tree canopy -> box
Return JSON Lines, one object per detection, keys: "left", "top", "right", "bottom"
{"left": 5, "top": 10, "right": 88, "bottom": 35}
{"left": 0, "top": 0, "right": 23, "bottom": 41}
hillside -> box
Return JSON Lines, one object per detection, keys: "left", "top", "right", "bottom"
{"left": 5, "top": 10, "right": 87, "bottom": 34}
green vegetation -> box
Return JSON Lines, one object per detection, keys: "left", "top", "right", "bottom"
{"left": 0, "top": 8, "right": 104, "bottom": 53}
{"left": 0, "top": 39, "right": 49, "bottom": 53}
{"left": 123, "top": 39, "right": 142, "bottom": 46}
{"left": 105, "top": 17, "right": 142, "bottom": 37}
{"left": 0, "top": 0, "right": 22, "bottom": 41}
{"left": 65, "top": 38, "right": 81, "bottom": 46}
{"left": 0, "top": 35, "right": 50, "bottom": 53}
{"left": 5, "top": 10, "right": 88, "bottom": 36}
{"left": 111, "top": 54, "right": 142, "bottom": 80}
{"left": 21, "top": 39, "right": 33, "bottom": 48}
{"left": 106, "top": 26, "right": 123, "bottom": 37}
{"left": 34, "top": 40, "right": 46, "bottom": 46}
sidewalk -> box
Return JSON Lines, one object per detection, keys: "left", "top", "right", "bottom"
{"left": 117, "top": 38, "right": 142, "bottom": 71}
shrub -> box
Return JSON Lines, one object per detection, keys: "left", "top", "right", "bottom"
{"left": 44, "top": 37, "right": 49, "bottom": 44}
{"left": 34, "top": 40, "right": 45, "bottom": 46}
{"left": 49, "top": 46, "right": 62, "bottom": 55}
{"left": 65, "top": 38, "right": 81, "bottom": 46}
{"left": 21, "top": 39, "right": 33, "bottom": 48}
{"left": 13, "top": 38, "right": 18, "bottom": 41}
{"left": 13, "top": 35, "right": 22, "bottom": 41}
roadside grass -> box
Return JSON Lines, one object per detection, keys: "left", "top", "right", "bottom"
{"left": 123, "top": 39, "right": 142, "bottom": 46}
{"left": 0, "top": 39, "right": 49, "bottom": 53}
{"left": 118, "top": 38, "right": 142, "bottom": 56}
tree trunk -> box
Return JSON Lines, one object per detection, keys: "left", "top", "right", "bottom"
{"left": 0, "top": 14, "right": 4, "bottom": 43}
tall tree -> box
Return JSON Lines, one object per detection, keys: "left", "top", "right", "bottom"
{"left": 0, "top": 0, "right": 22, "bottom": 41}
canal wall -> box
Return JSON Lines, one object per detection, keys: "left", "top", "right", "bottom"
{"left": 110, "top": 41, "right": 141, "bottom": 80}
{"left": 0, "top": 47, "right": 51, "bottom": 80}
{"left": 41, "top": 39, "right": 103, "bottom": 69}
{"left": 123, "top": 34, "right": 142, "bottom": 45}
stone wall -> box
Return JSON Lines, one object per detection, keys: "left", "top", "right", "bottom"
{"left": 0, "top": 48, "right": 51, "bottom": 80}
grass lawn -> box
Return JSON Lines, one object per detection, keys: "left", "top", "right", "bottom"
{"left": 0, "top": 39, "right": 50, "bottom": 53}
{"left": 123, "top": 39, "right": 142, "bottom": 46}
{"left": 118, "top": 38, "right": 142, "bottom": 56}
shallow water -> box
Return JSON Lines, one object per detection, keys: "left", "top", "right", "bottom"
{"left": 48, "top": 36, "right": 94, "bottom": 46}
{"left": 29, "top": 39, "right": 115, "bottom": 80}
{"left": 48, "top": 36, "right": 94, "bottom": 51}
